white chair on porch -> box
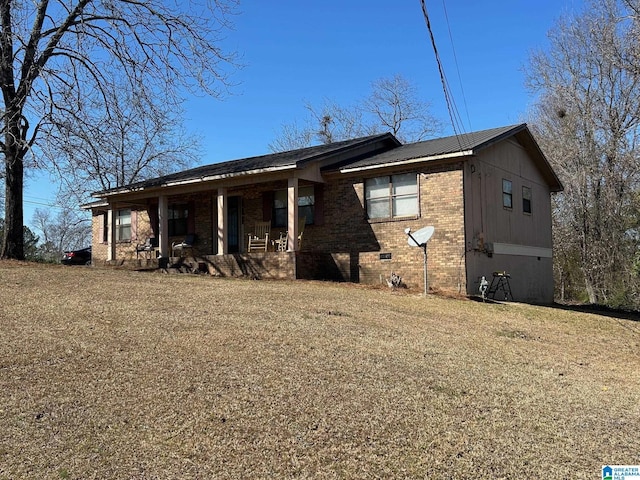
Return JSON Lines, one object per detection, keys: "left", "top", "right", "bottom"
{"left": 273, "top": 217, "right": 306, "bottom": 252}
{"left": 172, "top": 233, "right": 196, "bottom": 257}
{"left": 247, "top": 221, "right": 271, "bottom": 252}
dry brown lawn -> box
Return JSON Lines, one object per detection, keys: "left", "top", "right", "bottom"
{"left": 0, "top": 261, "right": 639, "bottom": 479}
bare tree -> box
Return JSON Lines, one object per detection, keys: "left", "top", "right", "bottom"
{"left": 32, "top": 207, "right": 90, "bottom": 262}
{"left": 42, "top": 78, "right": 201, "bottom": 202}
{"left": 268, "top": 121, "right": 315, "bottom": 153}
{"left": 527, "top": 0, "right": 640, "bottom": 306}
{"left": 0, "top": 0, "right": 238, "bottom": 259}
{"left": 270, "top": 74, "right": 442, "bottom": 151}
{"left": 364, "top": 75, "right": 442, "bottom": 142}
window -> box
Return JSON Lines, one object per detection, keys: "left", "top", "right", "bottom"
{"left": 168, "top": 204, "right": 189, "bottom": 236}
{"left": 502, "top": 179, "right": 513, "bottom": 209}
{"left": 298, "top": 186, "right": 315, "bottom": 225}
{"left": 102, "top": 213, "right": 109, "bottom": 243}
{"left": 365, "top": 173, "right": 418, "bottom": 219}
{"left": 273, "top": 186, "right": 315, "bottom": 228}
{"left": 522, "top": 186, "right": 532, "bottom": 214}
{"left": 274, "top": 190, "right": 287, "bottom": 228}
{"left": 116, "top": 209, "right": 131, "bottom": 241}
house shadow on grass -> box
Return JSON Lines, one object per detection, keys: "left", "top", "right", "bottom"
{"left": 468, "top": 296, "right": 640, "bottom": 324}
{"left": 551, "top": 302, "right": 640, "bottom": 323}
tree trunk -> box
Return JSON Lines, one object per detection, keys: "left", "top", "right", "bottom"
{"left": 1, "top": 134, "right": 25, "bottom": 260}
{"left": 583, "top": 274, "right": 597, "bottom": 305}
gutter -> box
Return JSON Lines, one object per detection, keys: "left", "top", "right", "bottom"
{"left": 94, "top": 164, "right": 297, "bottom": 198}
{"left": 163, "top": 164, "right": 296, "bottom": 187}
{"left": 339, "top": 150, "right": 473, "bottom": 173}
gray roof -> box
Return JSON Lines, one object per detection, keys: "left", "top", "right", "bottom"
{"left": 93, "top": 123, "right": 562, "bottom": 198}
{"left": 94, "top": 133, "right": 399, "bottom": 196}
{"left": 337, "top": 124, "right": 527, "bottom": 170}
{"left": 337, "top": 123, "right": 562, "bottom": 192}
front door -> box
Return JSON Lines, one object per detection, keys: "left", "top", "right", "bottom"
{"left": 227, "top": 196, "right": 241, "bottom": 253}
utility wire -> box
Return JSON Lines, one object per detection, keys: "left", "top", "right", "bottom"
{"left": 440, "top": 0, "right": 473, "bottom": 133}
{"left": 24, "top": 199, "right": 64, "bottom": 209}
{"left": 419, "top": 0, "right": 466, "bottom": 150}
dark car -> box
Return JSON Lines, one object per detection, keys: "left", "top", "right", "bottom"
{"left": 62, "top": 247, "right": 92, "bottom": 265}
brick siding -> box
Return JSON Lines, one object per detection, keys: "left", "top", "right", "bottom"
{"left": 309, "top": 166, "right": 466, "bottom": 293}
{"left": 92, "top": 168, "right": 466, "bottom": 294}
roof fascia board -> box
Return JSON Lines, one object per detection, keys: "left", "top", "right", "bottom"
{"left": 92, "top": 134, "right": 398, "bottom": 199}
{"left": 81, "top": 200, "right": 109, "bottom": 210}
{"left": 514, "top": 130, "right": 564, "bottom": 192}
{"left": 472, "top": 124, "right": 563, "bottom": 192}
{"left": 469, "top": 124, "right": 528, "bottom": 154}
{"left": 96, "top": 165, "right": 297, "bottom": 200}
{"left": 339, "top": 149, "right": 473, "bottom": 174}
{"left": 165, "top": 165, "right": 295, "bottom": 187}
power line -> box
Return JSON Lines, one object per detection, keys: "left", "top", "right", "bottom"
{"left": 419, "top": 0, "right": 467, "bottom": 149}
{"left": 24, "top": 199, "right": 66, "bottom": 210}
{"left": 24, "top": 194, "right": 56, "bottom": 202}
{"left": 440, "top": 0, "right": 472, "bottom": 133}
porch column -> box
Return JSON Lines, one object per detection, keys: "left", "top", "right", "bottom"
{"left": 217, "top": 188, "right": 228, "bottom": 255}
{"left": 287, "top": 177, "right": 299, "bottom": 251}
{"left": 158, "top": 195, "right": 169, "bottom": 257}
{"left": 107, "top": 207, "right": 116, "bottom": 261}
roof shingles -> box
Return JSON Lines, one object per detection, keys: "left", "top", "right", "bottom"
{"left": 337, "top": 124, "right": 526, "bottom": 171}
{"left": 95, "top": 133, "right": 395, "bottom": 196}
{"left": 93, "top": 123, "right": 563, "bottom": 196}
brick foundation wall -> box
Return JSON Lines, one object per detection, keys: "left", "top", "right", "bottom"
{"left": 296, "top": 252, "right": 352, "bottom": 281}
{"left": 204, "top": 252, "right": 295, "bottom": 279}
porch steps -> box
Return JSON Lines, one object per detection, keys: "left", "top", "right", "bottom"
{"left": 162, "top": 257, "right": 207, "bottom": 275}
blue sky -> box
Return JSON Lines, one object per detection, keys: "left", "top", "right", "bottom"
{"left": 24, "top": 0, "right": 582, "bottom": 228}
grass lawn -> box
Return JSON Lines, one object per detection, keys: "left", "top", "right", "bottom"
{"left": 0, "top": 261, "right": 639, "bottom": 479}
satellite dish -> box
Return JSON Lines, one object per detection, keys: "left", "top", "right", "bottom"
{"left": 406, "top": 226, "right": 434, "bottom": 247}
{"left": 403, "top": 226, "right": 436, "bottom": 297}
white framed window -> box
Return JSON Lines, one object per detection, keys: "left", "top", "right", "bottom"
{"left": 116, "top": 209, "right": 131, "bottom": 241}
{"left": 273, "top": 186, "right": 315, "bottom": 228}
{"left": 522, "top": 186, "right": 532, "bottom": 214}
{"left": 365, "top": 173, "right": 418, "bottom": 220}
{"left": 502, "top": 179, "right": 513, "bottom": 209}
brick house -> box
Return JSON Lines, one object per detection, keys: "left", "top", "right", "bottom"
{"left": 86, "top": 123, "right": 562, "bottom": 303}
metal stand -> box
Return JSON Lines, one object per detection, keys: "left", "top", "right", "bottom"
{"left": 487, "top": 271, "right": 513, "bottom": 301}
{"left": 421, "top": 242, "right": 428, "bottom": 296}
{"left": 406, "top": 231, "right": 428, "bottom": 296}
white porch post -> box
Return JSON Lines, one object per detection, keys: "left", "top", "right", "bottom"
{"left": 287, "top": 177, "right": 299, "bottom": 251}
{"left": 217, "top": 188, "right": 228, "bottom": 255}
{"left": 158, "top": 195, "right": 169, "bottom": 257}
{"left": 107, "top": 207, "right": 116, "bottom": 261}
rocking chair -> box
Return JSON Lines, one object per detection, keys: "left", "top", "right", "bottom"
{"left": 247, "top": 221, "right": 271, "bottom": 252}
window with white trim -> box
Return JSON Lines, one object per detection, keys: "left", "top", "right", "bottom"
{"left": 365, "top": 173, "right": 418, "bottom": 220}
{"left": 116, "top": 209, "right": 131, "bottom": 241}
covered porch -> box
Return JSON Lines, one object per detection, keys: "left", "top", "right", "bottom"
{"left": 91, "top": 163, "right": 327, "bottom": 275}
{"left": 87, "top": 134, "right": 399, "bottom": 283}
